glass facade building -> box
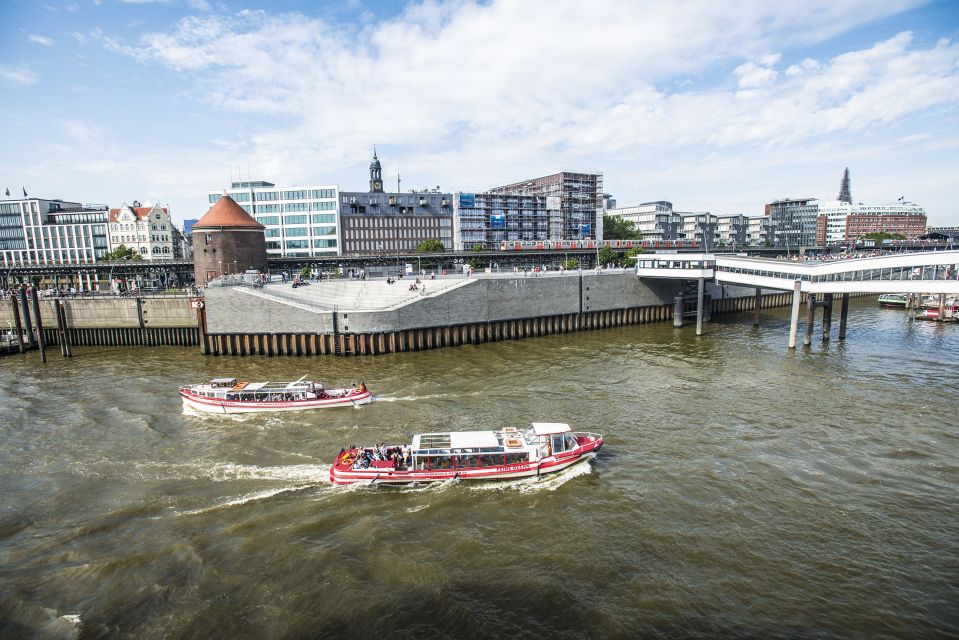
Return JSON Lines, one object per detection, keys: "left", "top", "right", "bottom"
{"left": 0, "top": 198, "right": 109, "bottom": 265}
{"left": 207, "top": 181, "right": 340, "bottom": 257}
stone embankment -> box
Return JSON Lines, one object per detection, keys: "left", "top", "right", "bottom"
{"left": 0, "top": 273, "right": 813, "bottom": 356}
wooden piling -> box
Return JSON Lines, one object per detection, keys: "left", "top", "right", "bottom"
{"left": 29, "top": 286, "right": 46, "bottom": 362}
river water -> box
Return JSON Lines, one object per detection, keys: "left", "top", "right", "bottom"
{"left": 0, "top": 299, "right": 956, "bottom": 639}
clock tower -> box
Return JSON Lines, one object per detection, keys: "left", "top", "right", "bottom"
{"left": 369, "top": 147, "right": 384, "bottom": 193}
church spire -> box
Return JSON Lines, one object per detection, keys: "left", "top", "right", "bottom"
{"left": 369, "top": 145, "right": 384, "bottom": 193}
{"left": 838, "top": 167, "right": 852, "bottom": 204}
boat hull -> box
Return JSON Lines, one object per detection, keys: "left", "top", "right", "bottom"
{"left": 180, "top": 390, "right": 373, "bottom": 414}
{"left": 329, "top": 438, "right": 602, "bottom": 485}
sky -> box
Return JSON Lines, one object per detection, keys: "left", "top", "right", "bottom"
{"left": 1, "top": 0, "right": 958, "bottom": 226}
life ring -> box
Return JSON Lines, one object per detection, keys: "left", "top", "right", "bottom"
{"left": 505, "top": 438, "right": 522, "bottom": 448}
{"left": 339, "top": 453, "right": 354, "bottom": 466}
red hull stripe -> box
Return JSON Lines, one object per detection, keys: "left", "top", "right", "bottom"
{"left": 180, "top": 390, "right": 372, "bottom": 409}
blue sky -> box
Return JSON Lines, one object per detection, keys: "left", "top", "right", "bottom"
{"left": 1, "top": 0, "right": 958, "bottom": 225}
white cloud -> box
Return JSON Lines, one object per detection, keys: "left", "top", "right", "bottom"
{"left": 735, "top": 61, "right": 779, "bottom": 88}
{"left": 0, "top": 62, "right": 38, "bottom": 88}
{"left": 80, "top": 0, "right": 959, "bottom": 219}
{"left": 27, "top": 33, "right": 56, "bottom": 46}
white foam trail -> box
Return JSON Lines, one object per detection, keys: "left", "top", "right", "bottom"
{"left": 468, "top": 459, "right": 593, "bottom": 493}
{"left": 60, "top": 615, "right": 81, "bottom": 624}
{"left": 406, "top": 504, "right": 429, "bottom": 513}
{"left": 374, "top": 394, "right": 450, "bottom": 402}
{"left": 175, "top": 484, "right": 315, "bottom": 516}
{"left": 205, "top": 463, "right": 329, "bottom": 483}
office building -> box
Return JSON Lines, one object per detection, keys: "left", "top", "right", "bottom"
{"left": 452, "top": 191, "right": 552, "bottom": 251}
{"left": 764, "top": 198, "right": 819, "bottom": 247}
{"left": 208, "top": 181, "right": 339, "bottom": 257}
{"left": 489, "top": 172, "right": 603, "bottom": 240}
{"left": 339, "top": 151, "right": 453, "bottom": 255}
{"left": 0, "top": 196, "right": 109, "bottom": 265}
{"left": 816, "top": 200, "right": 927, "bottom": 244}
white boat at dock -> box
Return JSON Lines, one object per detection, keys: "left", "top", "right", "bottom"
{"left": 329, "top": 422, "right": 603, "bottom": 485}
{"left": 179, "top": 376, "right": 372, "bottom": 414}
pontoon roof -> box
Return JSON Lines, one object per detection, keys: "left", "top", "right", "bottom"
{"left": 245, "top": 382, "right": 268, "bottom": 390}
{"left": 531, "top": 422, "right": 572, "bottom": 435}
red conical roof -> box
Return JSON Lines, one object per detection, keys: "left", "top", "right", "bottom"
{"left": 193, "top": 195, "right": 264, "bottom": 229}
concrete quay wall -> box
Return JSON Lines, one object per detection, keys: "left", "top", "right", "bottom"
{"left": 199, "top": 274, "right": 804, "bottom": 357}
{"left": 0, "top": 295, "right": 199, "bottom": 348}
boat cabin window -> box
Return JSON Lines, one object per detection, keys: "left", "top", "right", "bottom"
{"left": 551, "top": 432, "right": 578, "bottom": 453}
{"left": 413, "top": 449, "right": 528, "bottom": 470}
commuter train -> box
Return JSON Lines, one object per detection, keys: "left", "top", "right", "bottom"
{"left": 498, "top": 239, "right": 701, "bottom": 251}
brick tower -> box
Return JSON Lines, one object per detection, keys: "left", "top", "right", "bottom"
{"left": 192, "top": 194, "right": 266, "bottom": 286}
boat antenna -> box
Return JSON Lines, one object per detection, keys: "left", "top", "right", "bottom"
{"left": 294, "top": 374, "right": 308, "bottom": 383}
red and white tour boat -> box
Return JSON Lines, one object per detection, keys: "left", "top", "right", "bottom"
{"left": 179, "top": 376, "right": 372, "bottom": 414}
{"left": 329, "top": 422, "right": 603, "bottom": 485}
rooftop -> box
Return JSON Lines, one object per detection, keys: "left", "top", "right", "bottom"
{"left": 194, "top": 195, "right": 264, "bottom": 230}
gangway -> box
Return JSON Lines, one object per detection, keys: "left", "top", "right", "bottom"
{"left": 635, "top": 250, "right": 959, "bottom": 347}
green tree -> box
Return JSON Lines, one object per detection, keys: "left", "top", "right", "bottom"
{"left": 864, "top": 232, "right": 905, "bottom": 243}
{"left": 563, "top": 257, "right": 579, "bottom": 270}
{"left": 602, "top": 213, "right": 642, "bottom": 240}
{"left": 623, "top": 246, "right": 645, "bottom": 265}
{"left": 596, "top": 245, "right": 620, "bottom": 266}
{"left": 415, "top": 239, "right": 445, "bottom": 253}
{"left": 300, "top": 265, "right": 312, "bottom": 280}
{"left": 471, "top": 243, "right": 485, "bottom": 252}
{"left": 102, "top": 244, "right": 142, "bottom": 261}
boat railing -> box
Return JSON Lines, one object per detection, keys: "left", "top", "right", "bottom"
{"left": 573, "top": 431, "right": 603, "bottom": 441}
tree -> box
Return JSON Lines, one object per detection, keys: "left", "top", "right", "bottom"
{"left": 102, "top": 244, "right": 142, "bottom": 261}
{"left": 563, "top": 257, "right": 579, "bottom": 270}
{"left": 864, "top": 232, "right": 905, "bottom": 243}
{"left": 623, "top": 247, "right": 645, "bottom": 265}
{"left": 300, "top": 265, "right": 312, "bottom": 280}
{"left": 596, "top": 245, "right": 620, "bottom": 267}
{"left": 415, "top": 239, "right": 445, "bottom": 253}
{"left": 470, "top": 243, "right": 485, "bottom": 252}
{"left": 602, "top": 213, "right": 642, "bottom": 240}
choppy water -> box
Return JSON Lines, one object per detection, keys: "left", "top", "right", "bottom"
{"left": 0, "top": 299, "right": 957, "bottom": 639}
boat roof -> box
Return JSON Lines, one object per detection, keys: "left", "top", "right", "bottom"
{"left": 412, "top": 431, "right": 500, "bottom": 450}
{"left": 210, "top": 377, "right": 236, "bottom": 385}
{"left": 531, "top": 422, "right": 572, "bottom": 435}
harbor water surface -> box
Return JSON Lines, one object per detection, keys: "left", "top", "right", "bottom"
{"left": 1, "top": 299, "right": 957, "bottom": 639}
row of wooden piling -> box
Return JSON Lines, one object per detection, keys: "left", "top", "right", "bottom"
{"left": 41, "top": 326, "right": 200, "bottom": 348}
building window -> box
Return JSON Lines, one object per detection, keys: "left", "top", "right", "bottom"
{"left": 205, "top": 233, "right": 212, "bottom": 246}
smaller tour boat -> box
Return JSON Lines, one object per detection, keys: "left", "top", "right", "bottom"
{"left": 914, "top": 304, "right": 959, "bottom": 322}
{"left": 878, "top": 293, "right": 909, "bottom": 308}
{"left": 179, "top": 376, "right": 372, "bottom": 414}
{"left": 329, "top": 422, "right": 603, "bottom": 485}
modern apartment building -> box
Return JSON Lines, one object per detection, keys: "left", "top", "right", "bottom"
{"left": 108, "top": 201, "right": 183, "bottom": 259}
{"left": 715, "top": 214, "right": 750, "bottom": 247}
{"left": 679, "top": 212, "right": 719, "bottom": 249}
{"left": 815, "top": 200, "right": 927, "bottom": 244}
{"left": 339, "top": 151, "right": 453, "bottom": 255}
{"left": 207, "top": 181, "right": 340, "bottom": 257}
{"left": 489, "top": 172, "right": 603, "bottom": 240}
{"left": 748, "top": 216, "right": 771, "bottom": 245}
{"left": 606, "top": 201, "right": 681, "bottom": 241}
{"left": 452, "top": 191, "right": 552, "bottom": 251}
{"left": 0, "top": 196, "right": 109, "bottom": 265}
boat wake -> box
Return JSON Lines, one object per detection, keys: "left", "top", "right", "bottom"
{"left": 174, "top": 484, "right": 316, "bottom": 517}
{"left": 468, "top": 459, "right": 593, "bottom": 493}
{"left": 205, "top": 463, "right": 329, "bottom": 483}
{"left": 373, "top": 393, "right": 453, "bottom": 403}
